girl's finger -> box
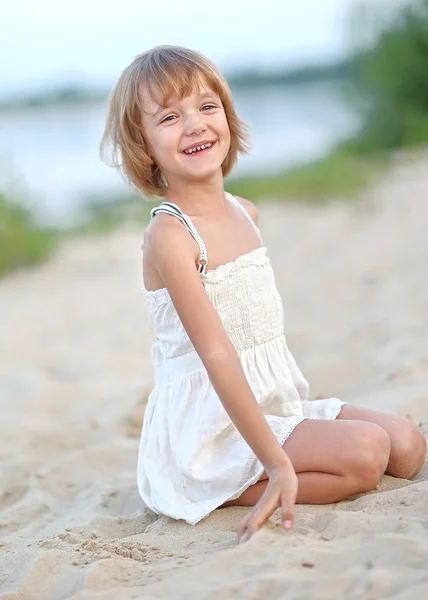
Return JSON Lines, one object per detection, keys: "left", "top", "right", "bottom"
{"left": 281, "top": 503, "right": 294, "bottom": 530}
{"left": 238, "top": 529, "right": 250, "bottom": 544}
{"left": 280, "top": 480, "right": 297, "bottom": 530}
{"left": 238, "top": 508, "right": 264, "bottom": 542}
{"left": 237, "top": 511, "right": 252, "bottom": 540}
{"left": 246, "top": 513, "right": 265, "bottom": 538}
{"left": 242, "top": 506, "right": 264, "bottom": 535}
{"left": 244, "top": 495, "right": 280, "bottom": 538}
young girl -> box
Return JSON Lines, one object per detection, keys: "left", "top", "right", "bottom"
{"left": 100, "top": 45, "right": 426, "bottom": 542}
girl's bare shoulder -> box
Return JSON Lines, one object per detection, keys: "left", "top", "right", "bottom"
{"left": 233, "top": 195, "right": 259, "bottom": 226}
{"left": 143, "top": 212, "right": 198, "bottom": 264}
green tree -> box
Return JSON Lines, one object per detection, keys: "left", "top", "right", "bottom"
{"left": 346, "top": 0, "right": 428, "bottom": 151}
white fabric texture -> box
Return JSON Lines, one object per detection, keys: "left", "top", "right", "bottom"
{"left": 137, "top": 192, "right": 346, "bottom": 525}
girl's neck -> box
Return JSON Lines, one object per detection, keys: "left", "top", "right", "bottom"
{"left": 164, "top": 173, "right": 227, "bottom": 217}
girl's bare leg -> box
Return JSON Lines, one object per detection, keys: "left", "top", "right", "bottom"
{"left": 221, "top": 418, "right": 392, "bottom": 507}
{"left": 336, "top": 404, "right": 427, "bottom": 479}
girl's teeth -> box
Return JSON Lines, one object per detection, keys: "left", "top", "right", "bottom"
{"left": 184, "top": 143, "right": 213, "bottom": 154}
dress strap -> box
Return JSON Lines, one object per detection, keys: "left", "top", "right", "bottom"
{"left": 225, "top": 192, "right": 263, "bottom": 242}
{"left": 149, "top": 202, "right": 208, "bottom": 274}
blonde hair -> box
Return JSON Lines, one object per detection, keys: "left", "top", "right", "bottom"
{"left": 99, "top": 45, "right": 251, "bottom": 198}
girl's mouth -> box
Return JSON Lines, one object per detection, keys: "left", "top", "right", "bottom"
{"left": 181, "top": 141, "right": 216, "bottom": 157}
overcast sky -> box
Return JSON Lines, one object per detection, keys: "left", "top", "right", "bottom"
{"left": 1, "top": 0, "right": 404, "bottom": 97}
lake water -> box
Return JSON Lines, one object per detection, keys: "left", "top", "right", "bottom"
{"left": 0, "top": 83, "right": 359, "bottom": 227}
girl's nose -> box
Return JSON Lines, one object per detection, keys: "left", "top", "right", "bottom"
{"left": 184, "top": 113, "right": 206, "bottom": 136}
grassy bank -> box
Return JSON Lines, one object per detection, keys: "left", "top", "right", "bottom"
{"left": 0, "top": 191, "right": 58, "bottom": 278}
{"left": 70, "top": 145, "right": 392, "bottom": 238}
{"left": 0, "top": 147, "right": 392, "bottom": 279}
{"left": 226, "top": 148, "right": 390, "bottom": 204}
{"left": 66, "top": 192, "right": 155, "bottom": 236}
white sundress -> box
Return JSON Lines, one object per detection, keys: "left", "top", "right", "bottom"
{"left": 137, "top": 191, "right": 346, "bottom": 525}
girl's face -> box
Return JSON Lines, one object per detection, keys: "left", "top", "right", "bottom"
{"left": 140, "top": 76, "right": 231, "bottom": 188}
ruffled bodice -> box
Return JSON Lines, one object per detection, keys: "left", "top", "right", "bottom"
{"left": 142, "top": 246, "right": 285, "bottom": 356}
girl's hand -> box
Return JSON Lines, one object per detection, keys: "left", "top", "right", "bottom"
{"left": 237, "top": 461, "right": 298, "bottom": 543}
{"left": 315, "top": 394, "right": 328, "bottom": 399}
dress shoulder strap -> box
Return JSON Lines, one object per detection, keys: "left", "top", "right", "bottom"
{"left": 149, "top": 201, "right": 208, "bottom": 274}
{"left": 225, "top": 192, "right": 262, "bottom": 242}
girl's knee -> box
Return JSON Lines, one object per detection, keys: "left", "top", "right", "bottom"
{"left": 350, "top": 423, "right": 391, "bottom": 491}
{"left": 388, "top": 421, "right": 427, "bottom": 479}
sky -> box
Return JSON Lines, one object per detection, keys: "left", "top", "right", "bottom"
{"left": 1, "top": 0, "right": 406, "bottom": 98}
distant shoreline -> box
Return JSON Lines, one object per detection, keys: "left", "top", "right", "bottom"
{"left": 0, "top": 58, "right": 352, "bottom": 111}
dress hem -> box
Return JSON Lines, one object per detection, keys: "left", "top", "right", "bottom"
{"left": 184, "top": 399, "right": 347, "bottom": 526}
{"left": 184, "top": 416, "right": 307, "bottom": 526}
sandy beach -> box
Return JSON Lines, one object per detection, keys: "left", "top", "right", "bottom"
{"left": 1, "top": 151, "right": 427, "bottom": 599}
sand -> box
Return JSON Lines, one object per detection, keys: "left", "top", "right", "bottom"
{"left": 1, "top": 151, "right": 427, "bottom": 599}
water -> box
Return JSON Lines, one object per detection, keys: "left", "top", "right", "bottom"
{"left": 0, "top": 82, "right": 359, "bottom": 227}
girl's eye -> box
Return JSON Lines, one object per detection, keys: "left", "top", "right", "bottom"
{"left": 160, "top": 104, "right": 217, "bottom": 123}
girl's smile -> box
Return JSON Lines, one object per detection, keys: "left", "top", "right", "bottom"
{"left": 181, "top": 140, "right": 217, "bottom": 156}
{"left": 140, "top": 77, "right": 230, "bottom": 186}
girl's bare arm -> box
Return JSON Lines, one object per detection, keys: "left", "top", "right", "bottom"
{"left": 144, "top": 216, "right": 290, "bottom": 474}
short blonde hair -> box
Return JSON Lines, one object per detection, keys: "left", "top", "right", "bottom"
{"left": 99, "top": 45, "right": 251, "bottom": 198}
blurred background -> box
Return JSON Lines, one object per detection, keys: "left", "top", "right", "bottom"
{"left": 0, "top": 0, "right": 426, "bottom": 273}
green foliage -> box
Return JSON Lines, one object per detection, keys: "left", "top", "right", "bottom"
{"left": 349, "top": 0, "right": 428, "bottom": 151}
{"left": 0, "top": 191, "right": 58, "bottom": 277}
{"left": 226, "top": 149, "right": 389, "bottom": 203}
{"left": 68, "top": 192, "right": 155, "bottom": 236}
